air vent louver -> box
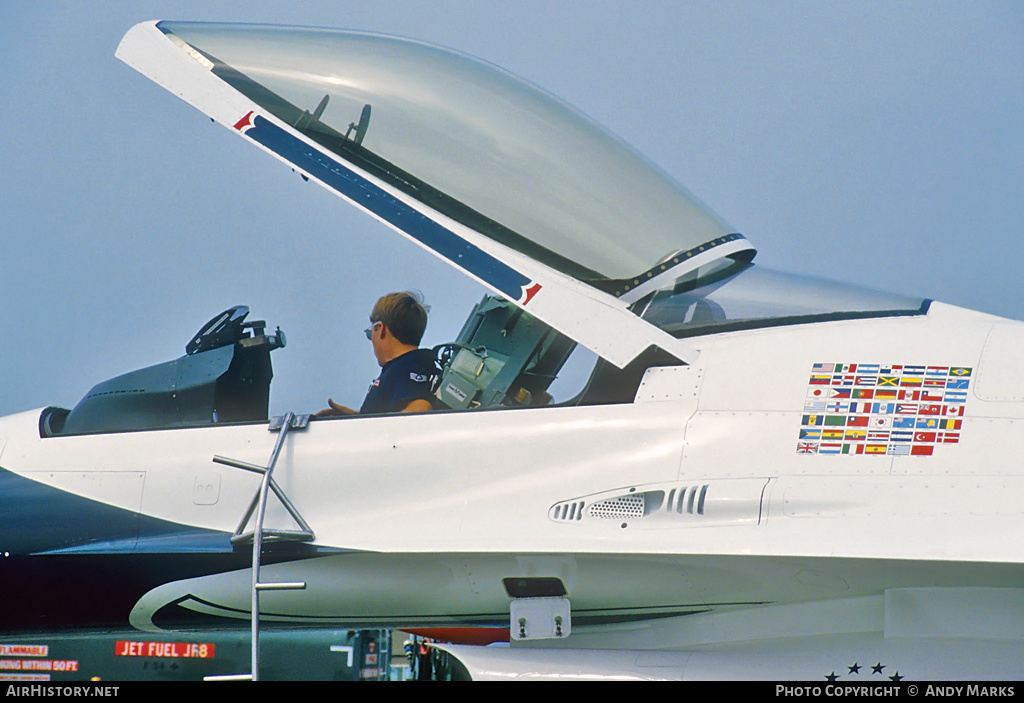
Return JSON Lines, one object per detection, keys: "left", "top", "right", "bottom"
{"left": 588, "top": 494, "right": 645, "bottom": 520}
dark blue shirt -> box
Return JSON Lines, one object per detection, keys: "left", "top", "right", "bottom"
{"left": 359, "top": 348, "right": 439, "bottom": 414}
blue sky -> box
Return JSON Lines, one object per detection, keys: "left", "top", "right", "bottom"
{"left": 2, "top": 1, "right": 1022, "bottom": 418}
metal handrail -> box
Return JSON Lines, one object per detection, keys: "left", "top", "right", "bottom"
{"left": 205, "top": 412, "right": 310, "bottom": 682}
{"left": 212, "top": 453, "right": 316, "bottom": 544}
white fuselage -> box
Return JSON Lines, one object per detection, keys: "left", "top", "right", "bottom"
{"left": 3, "top": 300, "right": 1022, "bottom": 645}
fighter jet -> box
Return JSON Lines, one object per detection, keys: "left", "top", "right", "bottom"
{"left": 0, "top": 21, "right": 1021, "bottom": 681}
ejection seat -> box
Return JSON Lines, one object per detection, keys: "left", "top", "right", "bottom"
{"left": 432, "top": 295, "right": 685, "bottom": 411}
{"left": 433, "top": 296, "right": 574, "bottom": 411}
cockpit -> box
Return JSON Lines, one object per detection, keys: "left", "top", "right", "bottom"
{"left": 40, "top": 268, "right": 927, "bottom": 438}
{"left": 42, "top": 23, "right": 926, "bottom": 437}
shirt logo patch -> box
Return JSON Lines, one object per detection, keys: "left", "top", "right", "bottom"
{"left": 410, "top": 373, "right": 428, "bottom": 383}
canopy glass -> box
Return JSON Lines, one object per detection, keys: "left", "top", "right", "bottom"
{"left": 158, "top": 22, "right": 750, "bottom": 293}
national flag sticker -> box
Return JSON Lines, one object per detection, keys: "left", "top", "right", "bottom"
{"left": 798, "top": 362, "right": 971, "bottom": 456}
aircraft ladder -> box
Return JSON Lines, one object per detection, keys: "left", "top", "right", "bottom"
{"left": 205, "top": 411, "right": 315, "bottom": 682}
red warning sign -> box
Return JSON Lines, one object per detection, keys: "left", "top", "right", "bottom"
{"left": 115, "top": 641, "right": 215, "bottom": 658}
{"left": 0, "top": 645, "right": 48, "bottom": 657}
{"left": 0, "top": 660, "right": 77, "bottom": 671}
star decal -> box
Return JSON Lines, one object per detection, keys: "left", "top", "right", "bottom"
{"left": 889, "top": 672, "right": 904, "bottom": 682}
{"left": 848, "top": 663, "right": 862, "bottom": 675}
{"left": 825, "top": 672, "right": 839, "bottom": 682}
{"left": 872, "top": 662, "right": 886, "bottom": 675}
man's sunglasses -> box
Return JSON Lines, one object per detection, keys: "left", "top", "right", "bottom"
{"left": 363, "top": 321, "right": 382, "bottom": 340}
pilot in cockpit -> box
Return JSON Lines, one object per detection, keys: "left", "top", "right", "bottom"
{"left": 316, "top": 291, "right": 439, "bottom": 417}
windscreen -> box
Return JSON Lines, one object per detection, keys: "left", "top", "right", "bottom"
{"left": 639, "top": 262, "right": 928, "bottom": 336}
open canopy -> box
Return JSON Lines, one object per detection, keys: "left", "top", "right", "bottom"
{"left": 119, "top": 22, "right": 925, "bottom": 370}
{"left": 156, "top": 22, "right": 753, "bottom": 302}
